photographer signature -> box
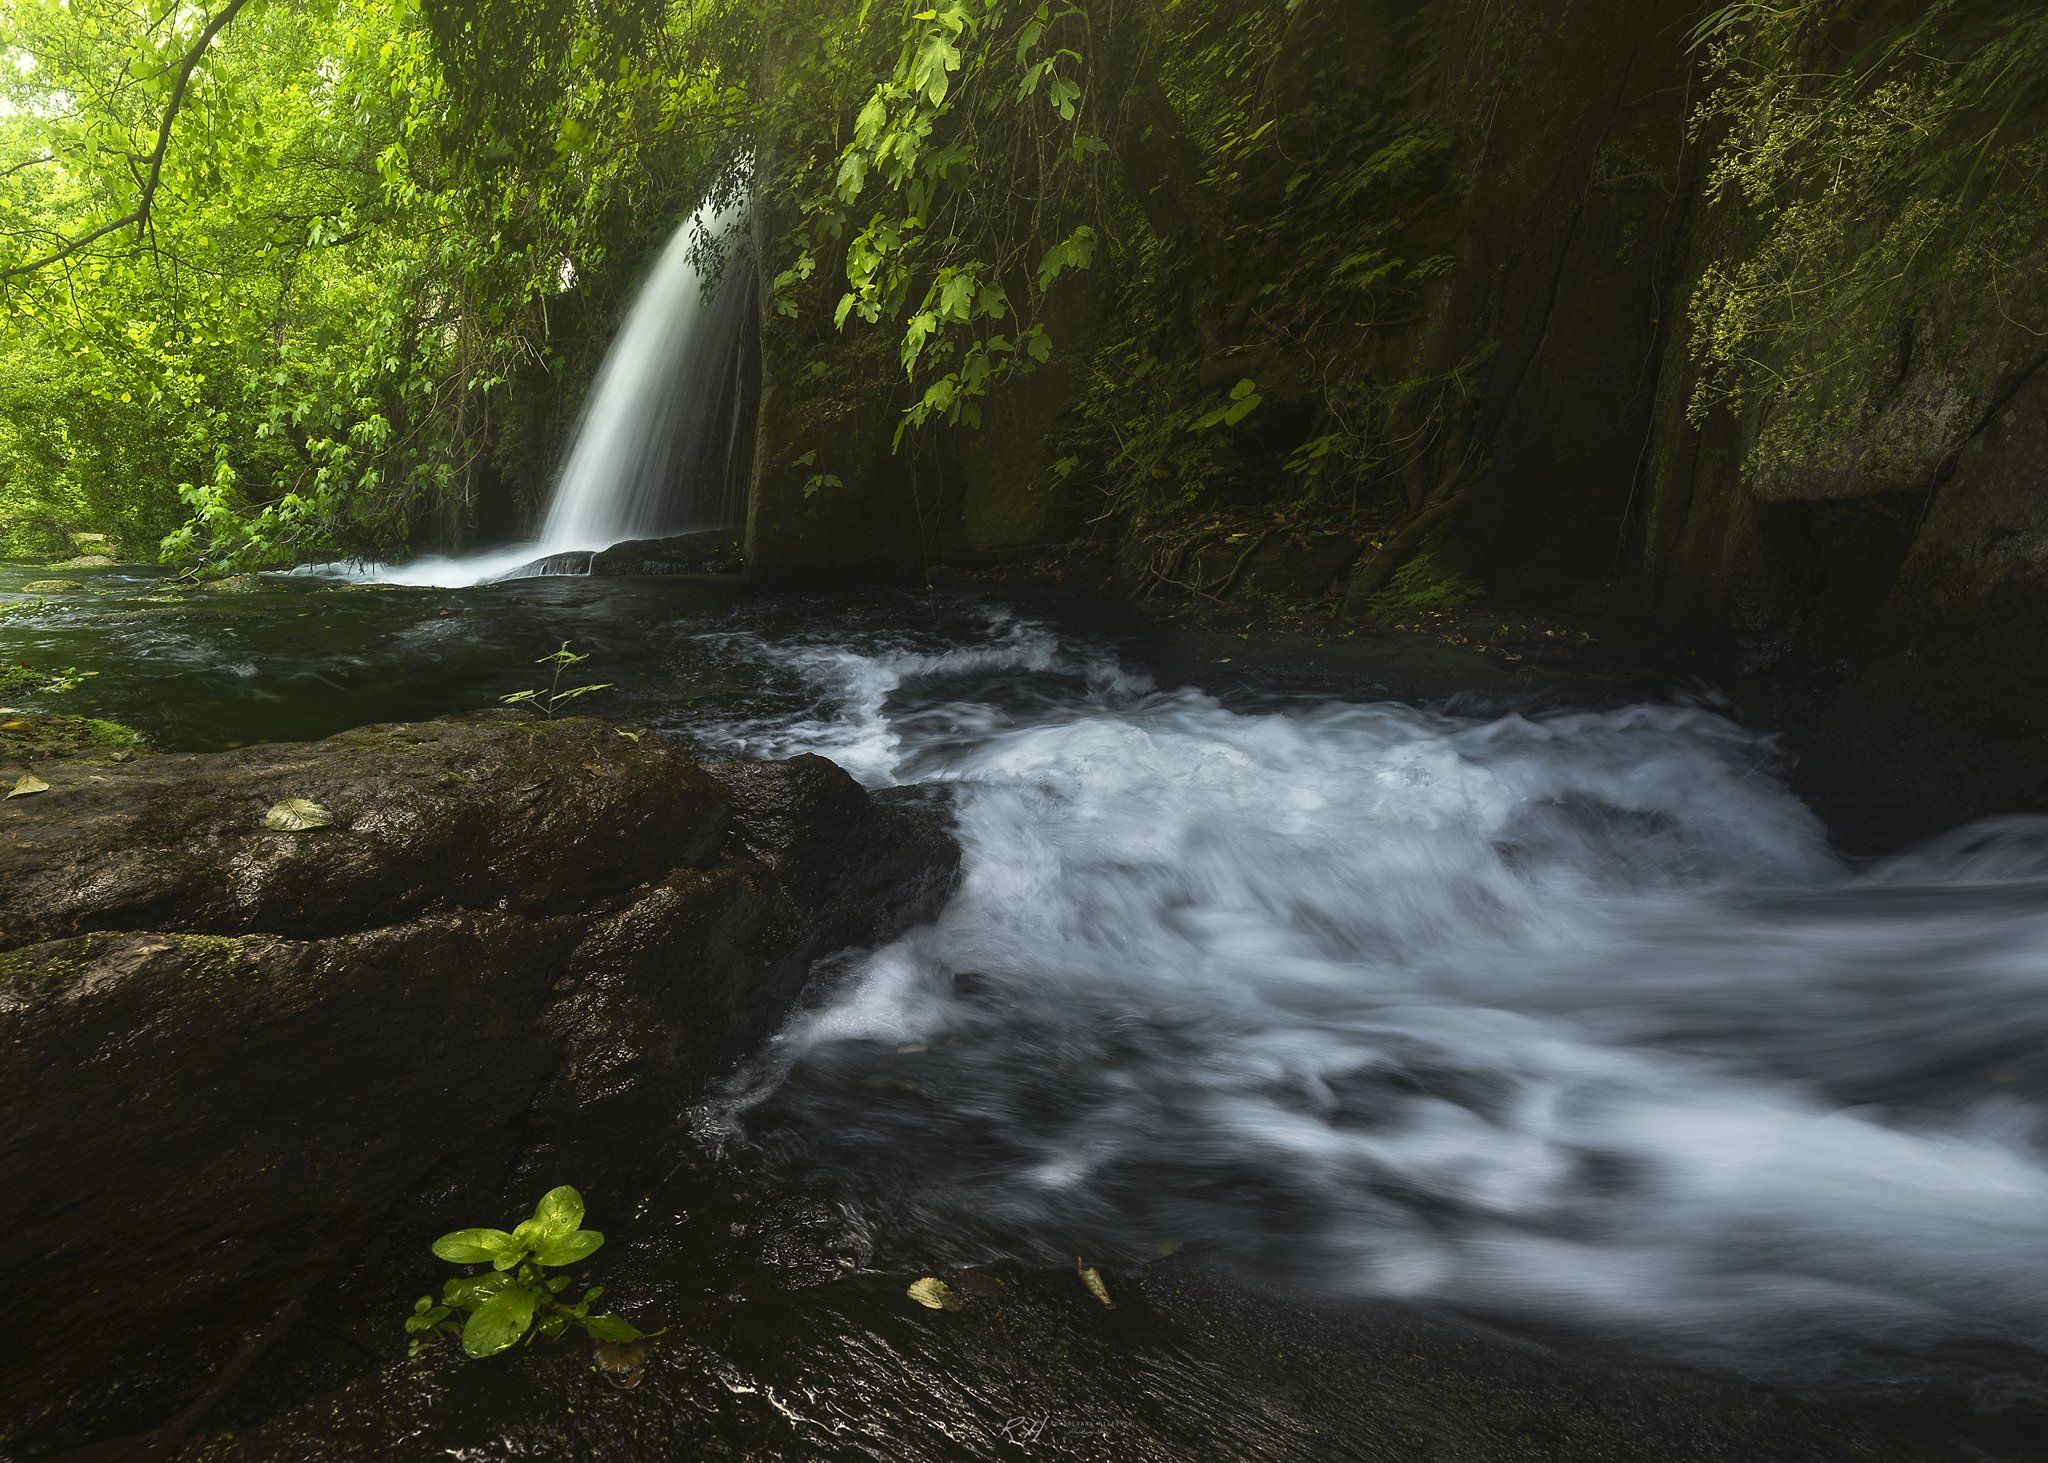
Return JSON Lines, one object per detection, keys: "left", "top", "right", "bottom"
{"left": 998, "top": 1411, "right": 1116, "bottom": 1444}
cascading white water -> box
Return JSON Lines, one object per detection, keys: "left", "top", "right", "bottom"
{"left": 331, "top": 196, "right": 752, "bottom": 588}
{"left": 537, "top": 199, "right": 752, "bottom": 554}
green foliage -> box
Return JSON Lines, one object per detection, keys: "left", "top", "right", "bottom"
{"left": 1363, "top": 554, "right": 1482, "bottom": 617}
{"left": 0, "top": 0, "right": 1491, "bottom": 577}
{"left": 1684, "top": 1, "right": 2048, "bottom": 469}
{"left": 763, "top": 0, "right": 1105, "bottom": 442}
{"left": 500, "top": 641, "right": 611, "bottom": 718}
{"left": 406, "top": 1185, "right": 660, "bottom": 1360}
{"left": 1048, "top": 0, "right": 1467, "bottom": 534}
{"left": 1191, "top": 379, "right": 1263, "bottom": 433}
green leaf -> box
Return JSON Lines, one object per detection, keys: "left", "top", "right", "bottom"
{"left": 432, "top": 1227, "right": 517, "bottom": 1264}
{"left": 580, "top": 1312, "right": 653, "bottom": 1343}
{"left": 263, "top": 797, "right": 331, "bottom": 831}
{"left": 938, "top": 272, "right": 975, "bottom": 320}
{"left": 531, "top": 1228, "right": 604, "bottom": 1267}
{"left": 907, "top": 1276, "right": 962, "bottom": 1311}
{"left": 853, "top": 95, "right": 887, "bottom": 148}
{"left": 835, "top": 151, "right": 868, "bottom": 200}
{"left": 1047, "top": 73, "right": 1080, "bottom": 120}
{"left": 443, "top": 1272, "right": 513, "bottom": 1309}
{"left": 1191, "top": 379, "right": 1263, "bottom": 432}
{"left": 461, "top": 1285, "right": 540, "bottom": 1358}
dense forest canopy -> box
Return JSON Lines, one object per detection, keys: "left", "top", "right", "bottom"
{"left": 2, "top": 0, "right": 2045, "bottom": 581}
{"left": 0, "top": 0, "right": 737, "bottom": 565}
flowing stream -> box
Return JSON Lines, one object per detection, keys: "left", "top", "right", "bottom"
{"left": 705, "top": 611, "right": 2048, "bottom": 1385}
{"left": 5, "top": 568, "right": 2047, "bottom": 1393}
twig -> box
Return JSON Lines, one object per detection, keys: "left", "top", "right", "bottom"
{"left": 135, "top": 1292, "right": 305, "bottom": 1460}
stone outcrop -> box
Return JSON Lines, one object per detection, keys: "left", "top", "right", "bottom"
{"left": 509, "top": 528, "right": 747, "bottom": 579}
{"left": 0, "top": 716, "right": 956, "bottom": 1433}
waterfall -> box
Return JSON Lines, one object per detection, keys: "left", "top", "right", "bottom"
{"left": 537, "top": 199, "right": 753, "bottom": 553}
{"left": 337, "top": 195, "right": 753, "bottom": 588}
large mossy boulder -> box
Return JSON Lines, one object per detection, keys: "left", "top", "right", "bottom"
{"left": 0, "top": 716, "right": 956, "bottom": 1438}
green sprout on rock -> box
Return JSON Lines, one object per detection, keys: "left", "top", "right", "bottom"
{"left": 404, "top": 1185, "right": 660, "bottom": 1360}
{"left": 501, "top": 641, "right": 610, "bottom": 719}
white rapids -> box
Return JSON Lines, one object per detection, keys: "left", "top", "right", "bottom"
{"left": 709, "top": 611, "right": 2048, "bottom": 1382}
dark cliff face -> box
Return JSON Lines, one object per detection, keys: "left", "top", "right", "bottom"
{"left": 1621, "top": 5, "right": 2048, "bottom": 845}
{"left": 0, "top": 717, "right": 957, "bottom": 1443}
{"left": 739, "top": 0, "right": 2047, "bottom": 844}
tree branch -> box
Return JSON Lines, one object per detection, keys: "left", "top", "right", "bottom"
{"left": 1, "top": 0, "right": 252, "bottom": 281}
{"left": 0, "top": 153, "right": 59, "bottom": 181}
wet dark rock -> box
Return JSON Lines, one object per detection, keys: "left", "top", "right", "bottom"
{"left": 0, "top": 716, "right": 956, "bottom": 1442}
{"left": 170, "top": 1165, "right": 2031, "bottom": 1463}
{"left": 591, "top": 530, "right": 744, "bottom": 576}
{"left": 515, "top": 530, "right": 745, "bottom": 579}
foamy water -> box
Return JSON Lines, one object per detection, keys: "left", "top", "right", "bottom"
{"left": 711, "top": 611, "right": 2048, "bottom": 1382}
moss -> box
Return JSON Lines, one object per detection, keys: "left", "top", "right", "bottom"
{"left": 196, "top": 573, "right": 267, "bottom": 595}
{"left": 84, "top": 718, "right": 141, "bottom": 749}
{"left": 0, "top": 932, "right": 256, "bottom": 998}
{"left": 0, "top": 664, "right": 100, "bottom": 696}
{"left": 162, "top": 932, "right": 259, "bottom": 986}
{"left": 0, "top": 712, "right": 145, "bottom": 767}
{"left": 0, "top": 941, "right": 84, "bottom": 994}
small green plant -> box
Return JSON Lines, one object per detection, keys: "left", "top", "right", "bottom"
{"left": 501, "top": 641, "right": 610, "bottom": 719}
{"left": 1365, "top": 555, "right": 1484, "bottom": 616}
{"left": 1190, "top": 377, "right": 1263, "bottom": 432}
{"left": 404, "top": 1185, "right": 660, "bottom": 1360}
